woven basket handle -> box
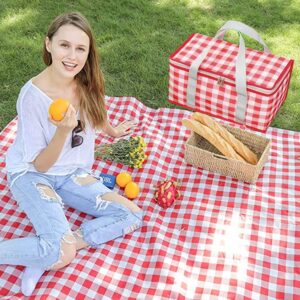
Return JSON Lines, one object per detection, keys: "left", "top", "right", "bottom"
{"left": 187, "top": 21, "right": 270, "bottom": 123}
{"left": 213, "top": 154, "right": 228, "bottom": 160}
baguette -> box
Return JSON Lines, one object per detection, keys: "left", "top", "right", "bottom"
{"left": 182, "top": 119, "right": 246, "bottom": 162}
{"left": 192, "top": 112, "right": 258, "bottom": 165}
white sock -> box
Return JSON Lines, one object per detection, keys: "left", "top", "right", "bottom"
{"left": 21, "top": 266, "right": 45, "bottom": 296}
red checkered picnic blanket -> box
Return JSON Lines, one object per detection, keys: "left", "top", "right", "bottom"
{"left": 0, "top": 96, "right": 300, "bottom": 299}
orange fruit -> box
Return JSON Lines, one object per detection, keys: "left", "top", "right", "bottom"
{"left": 116, "top": 172, "right": 132, "bottom": 188}
{"left": 49, "top": 98, "right": 70, "bottom": 121}
{"left": 124, "top": 181, "right": 139, "bottom": 199}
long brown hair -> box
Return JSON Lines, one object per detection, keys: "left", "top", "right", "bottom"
{"left": 43, "top": 12, "right": 107, "bottom": 130}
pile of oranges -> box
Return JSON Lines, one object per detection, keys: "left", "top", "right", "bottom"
{"left": 116, "top": 172, "right": 139, "bottom": 200}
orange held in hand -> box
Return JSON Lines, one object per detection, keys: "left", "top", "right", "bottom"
{"left": 49, "top": 98, "right": 70, "bottom": 121}
{"left": 116, "top": 172, "right": 132, "bottom": 188}
{"left": 124, "top": 182, "right": 139, "bottom": 199}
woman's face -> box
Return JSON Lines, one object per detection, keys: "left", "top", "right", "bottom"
{"left": 45, "top": 24, "right": 90, "bottom": 79}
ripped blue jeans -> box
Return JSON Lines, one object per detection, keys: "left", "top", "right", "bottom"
{"left": 0, "top": 169, "right": 143, "bottom": 270}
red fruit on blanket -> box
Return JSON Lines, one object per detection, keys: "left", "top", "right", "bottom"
{"left": 154, "top": 180, "right": 180, "bottom": 208}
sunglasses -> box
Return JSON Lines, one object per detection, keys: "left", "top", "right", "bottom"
{"left": 71, "top": 120, "right": 83, "bottom": 148}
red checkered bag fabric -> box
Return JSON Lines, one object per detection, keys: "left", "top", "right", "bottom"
{"left": 168, "top": 21, "right": 294, "bottom": 132}
{"left": 1, "top": 96, "right": 300, "bottom": 299}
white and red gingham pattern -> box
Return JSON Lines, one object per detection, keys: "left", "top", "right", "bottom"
{"left": 168, "top": 33, "right": 293, "bottom": 132}
{"left": 0, "top": 96, "right": 300, "bottom": 299}
{"left": 171, "top": 33, "right": 290, "bottom": 89}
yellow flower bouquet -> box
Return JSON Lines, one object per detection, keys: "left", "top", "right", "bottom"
{"left": 95, "top": 136, "right": 147, "bottom": 169}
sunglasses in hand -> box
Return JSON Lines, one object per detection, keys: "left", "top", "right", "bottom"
{"left": 71, "top": 120, "right": 83, "bottom": 148}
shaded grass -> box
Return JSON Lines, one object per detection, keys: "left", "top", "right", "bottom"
{"left": 0, "top": 0, "right": 299, "bottom": 131}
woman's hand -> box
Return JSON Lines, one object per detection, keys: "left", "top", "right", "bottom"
{"left": 113, "top": 120, "right": 137, "bottom": 137}
{"left": 49, "top": 104, "right": 78, "bottom": 136}
{"left": 102, "top": 119, "right": 137, "bottom": 138}
{"left": 34, "top": 104, "right": 78, "bottom": 173}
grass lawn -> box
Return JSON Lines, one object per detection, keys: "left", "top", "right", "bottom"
{"left": 0, "top": 0, "right": 299, "bottom": 131}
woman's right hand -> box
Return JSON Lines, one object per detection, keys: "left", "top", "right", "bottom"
{"left": 34, "top": 104, "right": 78, "bottom": 173}
{"left": 49, "top": 104, "right": 78, "bottom": 136}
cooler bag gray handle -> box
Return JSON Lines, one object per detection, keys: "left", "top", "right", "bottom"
{"left": 215, "top": 21, "right": 270, "bottom": 52}
{"left": 187, "top": 20, "right": 270, "bottom": 123}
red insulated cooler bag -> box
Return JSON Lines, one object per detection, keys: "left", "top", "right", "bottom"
{"left": 168, "top": 21, "right": 294, "bottom": 132}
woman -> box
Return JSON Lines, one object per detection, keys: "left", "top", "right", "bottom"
{"left": 2, "top": 12, "right": 143, "bottom": 296}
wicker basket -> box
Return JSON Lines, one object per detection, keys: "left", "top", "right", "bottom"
{"left": 184, "top": 125, "right": 271, "bottom": 183}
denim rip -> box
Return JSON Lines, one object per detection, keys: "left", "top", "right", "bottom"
{"left": 34, "top": 182, "right": 64, "bottom": 208}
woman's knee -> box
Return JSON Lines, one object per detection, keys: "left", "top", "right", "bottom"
{"left": 102, "top": 192, "right": 141, "bottom": 213}
{"left": 46, "top": 232, "right": 77, "bottom": 271}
